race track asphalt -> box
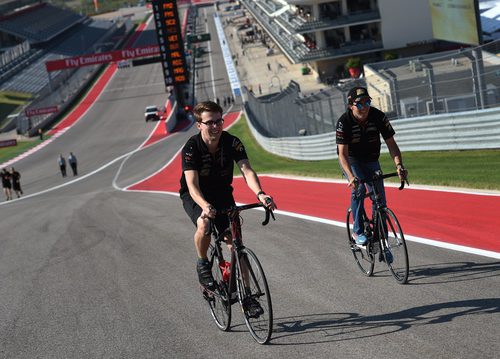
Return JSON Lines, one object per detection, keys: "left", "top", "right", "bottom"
{"left": 0, "top": 5, "right": 499, "bottom": 358}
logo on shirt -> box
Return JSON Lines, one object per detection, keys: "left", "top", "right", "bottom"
{"left": 233, "top": 139, "right": 244, "bottom": 152}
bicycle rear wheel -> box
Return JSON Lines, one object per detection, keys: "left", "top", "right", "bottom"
{"left": 206, "top": 250, "right": 232, "bottom": 331}
{"left": 377, "top": 208, "right": 409, "bottom": 284}
{"left": 235, "top": 248, "right": 273, "bottom": 344}
{"left": 346, "top": 208, "right": 374, "bottom": 276}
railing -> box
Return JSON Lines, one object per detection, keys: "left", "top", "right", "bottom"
{"left": 244, "top": 106, "right": 500, "bottom": 160}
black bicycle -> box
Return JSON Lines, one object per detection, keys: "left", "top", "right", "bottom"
{"left": 202, "top": 202, "right": 275, "bottom": 344}
{"left": 346, "top": 171, "right": 410, "bottom": 284}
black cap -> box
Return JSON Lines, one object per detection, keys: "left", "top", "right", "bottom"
{"left": 347, "top": 87, "right": 371, "bottom": 104}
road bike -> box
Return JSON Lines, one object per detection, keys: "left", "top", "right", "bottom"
{"left": 201, "top": 202, "right": 275, "bottom": 344}
{"left": 346, "top": 171, "right": 410, "bottom": 284}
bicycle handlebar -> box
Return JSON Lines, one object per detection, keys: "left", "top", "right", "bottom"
{"left": 357, "top": 171, "right": 409, "bottom": 191}
{"left": 218, "top": 201, "right": 276, "bottom": 226}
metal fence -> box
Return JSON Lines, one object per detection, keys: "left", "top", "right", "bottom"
{"left": 245, "top": 39, "right": 500, "bottom": 138}
{"left": 245, "top": 106, "right": 500, "bottom": 160}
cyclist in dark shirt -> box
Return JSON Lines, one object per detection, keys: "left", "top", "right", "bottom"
{"left": 180, "top": 101, "right": 276, "bottom": 292}
{"left": 336, "top": 87, "right": 407, "bottom": 245}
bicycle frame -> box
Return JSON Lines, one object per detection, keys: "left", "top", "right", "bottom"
{"left": 346, "top": 170, "right": 410, "bottom": 284}
{"left": 205, "top": 202, "right": 275, "bottom": 343}
{"left": 209, "top": 203, "right": 274, "bottom": 301}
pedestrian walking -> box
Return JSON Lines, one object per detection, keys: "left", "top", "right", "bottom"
{"left": 216, "top": 97, "right": 220, "bottom": 105}
{"left": 223, "top": 97, "right": 227, "bottom": 107}
{"left": 38, "top": 128, "right": 43, "bottom": 140}
{"left": 1, "top": 168, "right": 12, "bottom": 201}
{"left": 258, "top": 83, "right": 262, "bottom": 94}
{"left": 68, "top": 152, "right": 78, "bottom": 176}
{"left": 10, "top": 167, "right": 22, "bottom": 198}
{"left": 226, "top": 95, "right": 231, "bottom": 105}
{"left": 267, "top": 62, "right": 271, "bottom": 71}
{"left": 58, "top": 154, "right": 67, "bottom": 177}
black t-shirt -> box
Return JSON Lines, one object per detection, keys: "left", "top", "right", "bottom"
{"left": 11, "top": 171, "right": 20, "bottom": 184}
{"left": 335, "top": 107, "right": 395, "bottom": 162}
{"left": 1, "top": 171, "right": 11, "bottom": 187}
{"left": 179, "top": 131, "right": 248, "bottom": 201}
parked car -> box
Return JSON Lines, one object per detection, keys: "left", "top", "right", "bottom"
{"left": 144, "top": 105, "right": 160, "bottom": 121}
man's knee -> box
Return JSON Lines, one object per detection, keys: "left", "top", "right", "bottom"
{"left": 196, "top": 216, "right": 211, "bottom": 235}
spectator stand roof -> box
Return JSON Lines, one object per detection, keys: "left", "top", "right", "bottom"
{"left": 0, "top": 2, "right": 86, "bottom": 44}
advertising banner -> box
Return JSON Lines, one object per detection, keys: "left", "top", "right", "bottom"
{"left": 45, "top": 45, "right": 161, "bottom": 72}
{"left": 25, "top": 106, "right": 59, "bottom": 117}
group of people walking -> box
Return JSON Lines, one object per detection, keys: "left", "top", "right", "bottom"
{"left": 1, "top": 152, "right": 79, "bottom": 202}
{"left": 58, "top": 152, "right": 78, "bottom": 177}
{"left": 1, "top": 167, "right": 22, "bottom": 201}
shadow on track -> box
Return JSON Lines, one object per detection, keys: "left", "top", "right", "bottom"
{"left": 408, "top": 261, "right": 500, "bottom": 285}
{"left": 269, "top": 298, "right": 500, "bottom": 345}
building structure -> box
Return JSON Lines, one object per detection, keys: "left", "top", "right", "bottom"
{"left": 240, "top": 0, "right": 437, "bottom": 81}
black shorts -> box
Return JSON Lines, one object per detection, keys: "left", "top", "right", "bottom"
{"left": 181, "top": 192, "right": 235, "bottom": 235}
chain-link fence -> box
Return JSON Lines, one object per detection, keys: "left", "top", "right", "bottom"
{"left": 245, "top": 40, "right": 500, "bottom": 138}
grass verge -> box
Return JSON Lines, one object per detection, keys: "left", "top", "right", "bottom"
{"left": 229, "top": 115, "right": 500, "bottom": 191}
{"left": 0, "top": 138, "right": 49, "bottom": 165}
{"left": 0, "top": 91, "right": 33, "bottom": 127}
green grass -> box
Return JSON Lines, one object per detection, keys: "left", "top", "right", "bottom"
{"left": 0, "top": 91, "right": 33, "bottom": 127}
{"left": 1, "top": 115, "right": 498, "bottom": 191}
{"left": 229, "top": 115, "right": 500, "bottom": 191}
{"left": 0, "top": 138, "right": 48, "bottom": 164}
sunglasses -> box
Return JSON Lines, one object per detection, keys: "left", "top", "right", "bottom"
{"left": 200, "top": 118, "right": 224, "bottom": 127}
{"left": 354, "top": 100, "right": 371, "bottom": 109}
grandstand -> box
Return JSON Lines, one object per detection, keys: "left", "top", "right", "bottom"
{"left": 0, "top": 0, "right": 129, "bottom": 133}
{"left": 0, "top": 0, "right": 89, "bottom": 90}
{"left": 0, "top": 19, "right": 116, "bottom": 94}
{"left": 0, "top": 1, "right": 85, "bottom": 45}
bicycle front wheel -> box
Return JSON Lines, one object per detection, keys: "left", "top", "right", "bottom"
{"left": 377, "top": 208, "right": 409, "bottom": 284}
{"left": 235, "top": 248, "right": 273, "bottom": 344}
{"left": 206, "top": 252, "right": 232, "bottom": 331}
{"left": 346, "top": 208, "right": 374, "bottom": 276}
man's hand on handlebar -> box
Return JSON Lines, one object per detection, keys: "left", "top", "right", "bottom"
{"left": 257, "top": 192, "right": 277, "bottom": 211}
{"left": 201, "top": 203, "right": 216, "bottom": 219}
{"left": 347, "top": 176, "right": 359, "bottom": 190}
{"left": 396, "top": 165, "right": 408, "bottom": 182}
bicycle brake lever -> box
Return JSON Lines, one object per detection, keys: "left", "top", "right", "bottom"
{"left": 262, "top": 208, "right": 270, "bottom": 226}
{"left": 398, "top": 178, "right": 410, "bottom": 190}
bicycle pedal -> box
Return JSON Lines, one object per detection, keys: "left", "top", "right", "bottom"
{"left": 201, "top": 284, "right": 216, "bottom": 297}
{"left": 202, "top": 289, "right": 214, "bottom": 301}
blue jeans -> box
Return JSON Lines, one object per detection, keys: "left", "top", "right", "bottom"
{"left": 347, "top": 161, "right": 387, "bottom": 236}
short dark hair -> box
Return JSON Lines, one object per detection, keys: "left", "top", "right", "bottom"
{"left": 193, "top": 101, "right": 223, "bottom": 122}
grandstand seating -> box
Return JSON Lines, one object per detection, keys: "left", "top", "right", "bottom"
{"left": 0, "top": 19, "right": 115, "bottom": 94}
{"left": 0, "top": 3, "right": 85, "bottom": 44}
